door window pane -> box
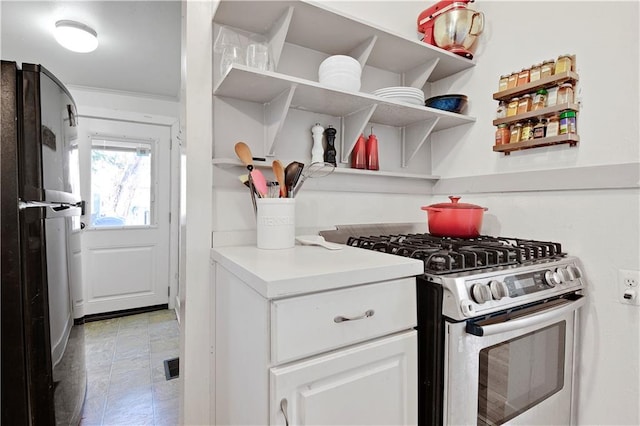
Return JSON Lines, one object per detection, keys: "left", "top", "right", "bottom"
{"left": 90, "top": 139, "right": 153, "bottom": 228}
{"left": 477, "top": 321, "right": 566, "bottom": 425}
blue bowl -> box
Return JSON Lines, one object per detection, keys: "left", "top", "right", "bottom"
{"left": 424, "top": 94, "right": 468, "bottom": 114}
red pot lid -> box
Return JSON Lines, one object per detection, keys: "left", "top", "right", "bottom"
{"left": 422, "top": 196, "right": 487, "bottom": 210}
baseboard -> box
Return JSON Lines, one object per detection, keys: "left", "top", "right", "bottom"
{"left": 78, "top": 303, "right": 169, "bottom": 324}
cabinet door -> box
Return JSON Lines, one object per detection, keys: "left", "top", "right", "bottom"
{"left": 270, "top": 331, "right": 417, "bottom": 426}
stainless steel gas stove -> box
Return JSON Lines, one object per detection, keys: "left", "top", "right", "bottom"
{"left": 339, "top": 230, "right": 587, "bottom": 426}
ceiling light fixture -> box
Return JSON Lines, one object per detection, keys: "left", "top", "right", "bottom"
{"left": 54, "top": 20, "right": 98, "bottom": 53}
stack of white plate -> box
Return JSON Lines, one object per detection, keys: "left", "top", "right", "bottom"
{"left": 372, "top": 86, "right": 425, "bottom": 106}
{"left": 318, "top": 55, "right": 362, "bottom": 92}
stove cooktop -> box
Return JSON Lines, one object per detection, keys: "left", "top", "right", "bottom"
{"left": 346, "top": 233, "right": 565, "bottom": 275}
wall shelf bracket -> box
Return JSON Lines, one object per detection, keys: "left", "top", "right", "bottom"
{"left": 340, "top": 104, "right": 377, "bottom": 163}
{"left": 349, "top": 36, "right": 377, "bottom": 69}
{"left": 403, "top": 57, "right": 439, "bottom": 89}
{"left": 266, "top": 6, "right": 294, "bottom": 69}
{"left": 265, "top": 85, "right": 296, "bottom": 156}
{"left": 402, "top": 117, "right": 439, "bottom": 167}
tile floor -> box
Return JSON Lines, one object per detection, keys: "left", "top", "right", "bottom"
{"left": 80, "top": 309, "right": 180, "bottom": 426}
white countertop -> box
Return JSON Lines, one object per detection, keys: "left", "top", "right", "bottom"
{"left": 211, "top": 244, "right": 424, "bottom": 299}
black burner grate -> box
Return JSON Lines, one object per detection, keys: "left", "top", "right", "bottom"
{"left": 347, "top": 233, "right": 565, "bottom": 274}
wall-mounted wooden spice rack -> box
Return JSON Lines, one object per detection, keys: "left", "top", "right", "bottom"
{"left": 492, "top": 58, "right": 580, "bottom": 155}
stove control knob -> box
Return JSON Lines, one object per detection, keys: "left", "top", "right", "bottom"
{"left": 566, "top": 265, "right": 582, "bottom": 280}
{"left": 490, "top": 280, "right": 509, "bottom": 300}
{"left": 472, "top": 283, "right": 493, "bottom": 304}
{"left": 556, "top": 268, "right": 570, "bottom": 283}
{"left": 544, "top": 270, "right": 561, "bottom": 287}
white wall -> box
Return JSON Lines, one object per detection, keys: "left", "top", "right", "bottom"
{"left": 317, "top": 1, "right": 640, "bottom": 425}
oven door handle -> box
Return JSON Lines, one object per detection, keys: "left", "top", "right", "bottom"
{"left": 466, "top": 295, "right": 586, "bottom": 337}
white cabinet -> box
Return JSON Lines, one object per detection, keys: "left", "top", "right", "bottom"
{"left": 211, "top": 0, "right": 475, "bottom": 187}
{"left": 211, "top": 245, "right": 423, "bottom": 425}
{"left": 270, "top": 331, "right": 417, "bottom": 426}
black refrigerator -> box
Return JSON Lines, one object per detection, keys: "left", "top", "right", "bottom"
{"left": 1, "top": 61, "right": 87, "bottom": 425}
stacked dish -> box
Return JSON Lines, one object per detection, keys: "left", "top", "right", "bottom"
{"left": 318, "top": 55, "right": 362, "bottom": 92}
{"left": 372, "top": 86, "right": 425, "bottom": 106}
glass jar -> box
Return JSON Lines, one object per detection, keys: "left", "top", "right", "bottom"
{"left": 559, "top": 110, "right": 577, "bottom": 134}
{"left": 557, "top": 83, "right": 574, "bottom": 104}
{"left": 546, "top": 115, "right": 560, "bottom": 137}
{"left": 541, "top": 60, "right": 555, "bottom": 78}
{"left": 517, "top": 68, "right": 530, "bottom": 87}
{"left": 555, "top": 55, "right": 573, "bottom": 74}
{"left": 533, "top": 89, "right": 548, "bottom": 110}
{"left": 507, "top": 97, "right": 519, "bottom": 117}
{"left": 546, "top": 86, "right": 559, "bottom": 106}
{"left": 521, "top": 120, "right": 534, "bottom": 141}
{"left": 510, "top": 123, "right": 523, "bottom": 143}
{"left": 529, "top": 63, "right": 542, "bottom": 82}
{"left": 507, "top": 72, "right": 519, "bottom": 89}
{"left": 517, "top": 94, "right": 532, "bottom": 115}
{"left": 498, "top": 75, "right": 510, "bottom": 92}
{"left": 533, "top": 119, "right": 547, "bottom": 138}
{"left": 496, "top": 101, "right": 507, "bottom": 119}
{"left": 495, "top": 124, "right": 510, "bottom": 145}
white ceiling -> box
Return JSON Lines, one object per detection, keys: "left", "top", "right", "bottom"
{"left": 1, "top": 1, "right": 181, "bottom": 99}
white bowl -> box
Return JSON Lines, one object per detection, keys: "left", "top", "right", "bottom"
{"left": 319, "top": 74, "right": 361, "bottom": 92}
{"left": 318, "top": 55, "right": 361, "bottom": 77}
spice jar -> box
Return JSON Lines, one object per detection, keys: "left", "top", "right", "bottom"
{"left": 533, "top": 89, "right": 548, "bottom": 110}
{"left": 546, "top": 115, "right": 560, "bottom": 137}
{"left": 496, "top": 101, "right": 507, "bottom": 119}
{"left": 510, "top": 123, "right": 523, "bottom": 143}
{"left": 516, "top": 68, "right": 530, "bottom": 87}
{"left": 533, "top": 119, "right": 547, "bottom": 139}
{"left": 521, "top": 120, "right": 534, "bottom": 141}
{"left": 495, "top": 124, "right": 510, "bottom": 145}
{"left": 507, "top": 97, "right": 519, "bottom": 117}
{"left": 498, "top": 75, "right": 509, "bottom": 92}
{"left": 529, "top": 63, "right": 542, "bottom": 82}
{"left": 507, "top": 72, "right": 518, "bottom": 89}
{"left": 557, "top": 83, "right": 574, "bottom": 105}
{"left": 517, "top": 94, "right": 532, "bottom": 115}
{"left": 555, "top": 55, "right": 573, "bottom": 74}
{"left": 546, "top": 87, "right": 558, "bottom": 106}
{"left": 559, "top": 110, "right": 577, "bottom": 134}
{"left": 541, "top": 60, "right": 555, "bottom": 78}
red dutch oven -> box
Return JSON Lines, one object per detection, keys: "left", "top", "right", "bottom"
{"left": 421, "top": 196, "right": 488, "bottom": 238}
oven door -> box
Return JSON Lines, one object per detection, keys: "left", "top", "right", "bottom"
{"left": 443, "top": 294, "right": 585, "bottom": 426}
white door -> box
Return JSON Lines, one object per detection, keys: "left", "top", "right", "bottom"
{"left": 270, "top": 331, "right": 417, "bottom": 426}
{"left": 77, "top": 117, "right": 172, "bottom": 315}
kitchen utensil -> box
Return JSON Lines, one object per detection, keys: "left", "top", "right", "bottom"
{"left": 272, "top": 160, "right": 286, "bottom": 198}
{"left": 420, "top": 196, "right": 487, "bottom": 238}
{"left": 295, "top": 235, "right": 343, "bottom": 250}
{"left": 417, "top": 0, "right": 483, "bottom": 59}
{"left": 234, "top": 141, "right": 267, "bottom": 197}
{"left": 324, "top": 126, "right": 337, "bottom": 166}
{"left": 366, "top": 128, "right": 379, "bottom": 171}
{"left": 311, "top": 123, "right": 325, "bottom": 164}
{"left": 425, "top": 94, "right": 468, "bottom": 113}
{"left": 292, "top": 162, "right": 335, "bottom": 197}
{"left": 284, "top": 161, "right": 304, "bottom": 197}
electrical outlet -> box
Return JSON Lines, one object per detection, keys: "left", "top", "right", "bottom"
{"left": 618, "top": 269, "right": 640, "bottom": 305}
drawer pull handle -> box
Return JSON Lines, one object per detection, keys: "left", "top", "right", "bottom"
{"left": 334, "top": 309, "right": 375, "bottom": 323}
{"left": 280, "top": 398, "right": 289, "bottom": 426}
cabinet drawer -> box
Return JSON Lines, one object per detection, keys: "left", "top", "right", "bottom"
{"left": 270, "top": 278, "right": 416, "bottom": 364}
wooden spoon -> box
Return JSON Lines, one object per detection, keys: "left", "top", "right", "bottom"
{"left": 234, "top": 141, "right": 254, "bottom": 171}
{"left": 234, "top": 141, "right": 267, "bottom": 197}
{"left": 272, "top": 160, "right": 286, "bottom": 198}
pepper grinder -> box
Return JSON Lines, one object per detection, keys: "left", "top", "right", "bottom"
{"left": 323, "top": 126, "right": 337, "bottom": 166}
{"left": 311, "top": 123, "right": 325, "bottom": 164}
{"left": 366, "top": 127, "right": 379, "bottom": 170}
